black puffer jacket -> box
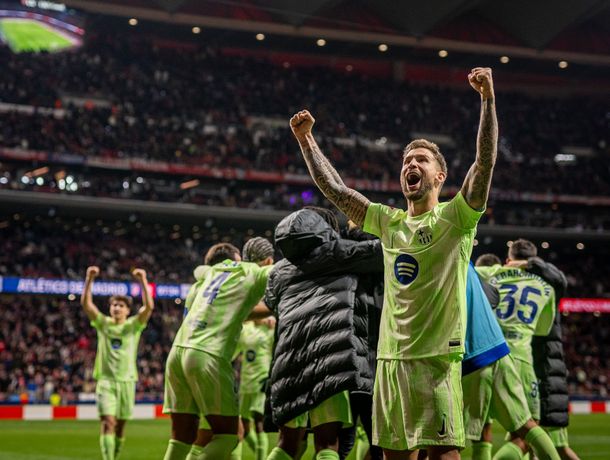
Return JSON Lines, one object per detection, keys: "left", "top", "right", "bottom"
{"left": 528, "top": 257, "right": 570, "bottom": 427}
{"left": 265, "top": 210, "right": 383, "bottom": 426}
{"left": 344, "top": 226, "right": 385, "bottom": 380}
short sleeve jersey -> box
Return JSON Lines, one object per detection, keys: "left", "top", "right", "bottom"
{"left": 91, "top": 314, "right": 146, "bottom": 381}
{"left": 476, "top": 265, "right": 556, "bottom": 363}
{"left": 238, "top": 322, "right": 275, "bottom": 393}
{"left": 363, "top": 192, "right": 483, "bottom": 359}
{"left": 173, "top": 260, "right": 272, "bottom": 361}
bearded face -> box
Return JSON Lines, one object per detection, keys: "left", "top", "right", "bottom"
{"left": 400, "top": 148, "right": 446, "bottom": 202}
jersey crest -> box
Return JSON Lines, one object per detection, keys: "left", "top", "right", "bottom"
{"left": 416, "top": 226, "right": 433, "bottom": 245}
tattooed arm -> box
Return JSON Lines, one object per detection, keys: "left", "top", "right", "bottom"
{"left": 461, "top": 67, "right": 498, "bottom": 211}
{"left": 290, "top": 110, "right": 370, "bottom": 226}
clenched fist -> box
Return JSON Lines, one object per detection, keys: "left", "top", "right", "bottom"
{"left": 290, "top": 110, "right": 315, "bottom": 141}
{"left": 132, "top": 268, "right": 147, "bottom": 282}
{"left": 86, "top": 266, "right": 100, "bottom": 279}
{"left": 468, "top": 67, "right": 494, "bottom": 100}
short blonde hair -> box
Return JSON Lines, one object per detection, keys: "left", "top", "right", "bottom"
{"left": 403, "top": 139, "right": 447, "bottom": 175}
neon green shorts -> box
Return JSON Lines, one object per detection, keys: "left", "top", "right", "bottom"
{"left": 463, "top": 354, "right": 531, "bottom": 440}
{"left": 514, "top": 358, "right": 540, "bottom": 421}
{"left": 163, "top": 346, "right": 239, "bottom": 417}
{"left": 240, "top": 392, "right": 265, "bottom": 420}
{"left": 544, "top": 426, "right": 569, "bottom": 448}
{"left": 284, "top": 391, "right": 352, "bottom": 429}
{"left": 96, "top": 379, "right": 136, "bottom": 420}
{"left": 373, "top": 356, "right": 465, "bottom": 451}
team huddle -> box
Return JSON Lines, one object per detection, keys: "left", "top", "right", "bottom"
{"left": 81, "top": 69, "right": 580, "bottom": 460}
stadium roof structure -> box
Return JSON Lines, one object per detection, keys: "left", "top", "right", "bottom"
{"left": 66, "top": 0, "right": 610, "bottom": 65}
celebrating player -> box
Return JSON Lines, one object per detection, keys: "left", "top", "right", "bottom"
{"left": 81, "top": 266, "right": 154, "bottom": 460}
{"left": 464, "top": 259, "right": 560, "bottom": 460}
{"left": 162, "top": 241, "right": 273, "bottom": 460}
{"left": 290, "top": 68, "right": 497, "bottom": 459}
{"left": 476, "top": 240, "right": 559, "bottom": 458}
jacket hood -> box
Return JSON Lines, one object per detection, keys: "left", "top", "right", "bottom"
{"left": 274, "top": 209, "right": 337, "bottom": 263}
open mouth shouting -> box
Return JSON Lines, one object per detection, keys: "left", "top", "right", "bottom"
{"left": 406, "top": 170, "right": 422, "bottom": 192}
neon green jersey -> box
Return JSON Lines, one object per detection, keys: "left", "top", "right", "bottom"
{"left": 476, "top": 265, "right": 556, "bottom": 363}
{"left": 173, "top": 260, "right": 272, "bottom": 361}
{"left": 363, "top": 192, "right": 483, "bottom": 359}
{"left": 91, "top": 314, "right": 146, "bottom": 381}
{"left": 238, "top": 322, "right": 275, "bottom": 393}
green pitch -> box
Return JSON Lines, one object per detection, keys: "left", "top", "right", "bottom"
{"left": 0, "top": 19, "right": 74, "bottom": 53}
{"left": 0, "top": 414, "right": 608, "bottom": 459}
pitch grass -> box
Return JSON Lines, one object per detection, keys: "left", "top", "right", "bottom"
{"left": 0, "top": 414, "right": 608, "bottom": 459}
{"left": 0, "top": 19, "right": 73, "bottom": 53}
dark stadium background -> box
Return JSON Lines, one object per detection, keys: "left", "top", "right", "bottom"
{"left": 0, "top": 0, "right": 608, "bottom": 429}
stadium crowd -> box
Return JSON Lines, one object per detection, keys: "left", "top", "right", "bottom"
{"left": 0, "top": 20, "right": 608, "bottom": 439}
{"left": 1, "top": 214, "right": 608, "bottom": 292}
{"left": 0, "top": 35, "right": 609, "bottom": 197}
{"left": 0, "top": 295, "right": 179, "bottom": 404}
{"left": 0, "top": 214, "right": 608, "bottom": 404}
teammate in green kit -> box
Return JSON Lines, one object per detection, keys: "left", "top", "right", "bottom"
{"left": 81, "top": 266, "right": 154, "bottom": 460}
{"left": 476, "top": 241, "right": 558, "bottom": 459}
{"left": 291, "top": 67, "right": 497, "bottom": 459}
{"left": 238, "top": 318, "right": 275, "bottom": 460}
{"left": 162, "top": 240, "right": 274, "bottom": 460}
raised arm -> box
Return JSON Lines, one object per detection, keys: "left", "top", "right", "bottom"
{"left": 133, "top": 268, "right": 154, "bottom": 324}
{"left": 290, "top": 110, "right": 370, "bottom": 226}
{"left": 461, "top": 68, "right": 498, "bottom": 211}
{"left": 81, "top": 266, "right": 101, "bottom": 322}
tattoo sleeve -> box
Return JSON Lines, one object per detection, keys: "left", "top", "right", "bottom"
{"left": 462, "top": 97, "right": 498, "bottom": 210}
{"left": 298, "top": 133, "right": 370, "bottom": 226}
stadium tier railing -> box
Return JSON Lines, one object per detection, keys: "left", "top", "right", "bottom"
{"left": 2, "top": 147, "right": 610, "bottom": 207}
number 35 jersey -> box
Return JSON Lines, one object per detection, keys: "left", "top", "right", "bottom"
{"left": 475, "top": 265, "right": 555, "bottom": 363}
{"left": 173, "top": 259, "right": 272, "bottom": 361}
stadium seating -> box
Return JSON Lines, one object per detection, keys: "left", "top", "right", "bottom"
{"left": 1, "top": 19, "right": 608, "bottom": 409}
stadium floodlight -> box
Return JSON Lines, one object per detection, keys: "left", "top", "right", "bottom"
{"left": 438, "top": 49, "right": 448, "bottom": 58}
{"left": 256, "top": 33, "right": 265, "bottom": 41}
{"left": 316, "top": 38, "right": 326, "bottom": 47}
{"left": 378, "top": 44, "right": 388, "bottom": 52}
